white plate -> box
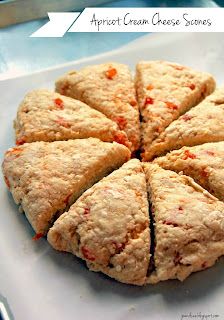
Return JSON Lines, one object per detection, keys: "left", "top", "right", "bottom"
{"left": 0, "top": 33, "right": 224, "bottom": 320}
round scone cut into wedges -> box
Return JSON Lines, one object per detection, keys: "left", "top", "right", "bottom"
{"left": 145, "top": 86, "right": 224, "bottom": 161}
{"left": 48, "top": 159, "right": 150, "bottom": 286}
{"left": 14, "top": 89, "right": 130, "bottom": 148}
{"left": 144, "top": 163, "right": 224, "bottom": 283}
{"left": 2, "top": 138, "right": 130, "bottom": 235}
{"left": 135, "top": 61, "right": 216, "bottom": 161}
{"left": 154, "top": 141, "right": 224, "bottom": 202}
{"left": 55, "top": 62, "right": 140, "bottom": 152}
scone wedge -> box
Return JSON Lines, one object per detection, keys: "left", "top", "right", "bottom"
{"left": 14, "top": 89, "right": 130, "bottom": 148}
{"left": 155, "top": 142, "right": 224, "bottom": 201}
{"left": 144, "top": 163, "right": 224, "bottom": 283}
{"left": 55, "top": 63, "right": 140, "bottom": 152}
{"left": 145, "top": 87, "right": 224, "bottom": 160}
{"left": 48, "top": 159, "right": 150, "bottom": 285}
{"left": 2, "top": 138, "right": 130, "bottom": 235}
{"left": 135, "top": 61, "right": 215, "bottom": 161}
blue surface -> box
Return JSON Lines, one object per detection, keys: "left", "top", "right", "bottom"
{"left": 0, "top": 0, "right": 221, "bottom": 77}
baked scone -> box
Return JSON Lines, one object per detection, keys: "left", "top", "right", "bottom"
{"left": 2, "top": 138, "right": 130, "bottom": 235}
{"left": 135, "top": 61, "right": 216, "bottom": 161}
{"left": 154, "top": 142, "right": 224, "bottom": 201}
{"left": 55, "top": 63, "right": 140, "bottom": 152}
{"left": 48, "top": 159, "right": 150, "bottom": 285}
{"left": 144, "top": 163, "right": 224, "bottom": 283}
{"left": 144, "top": 87, "right": 224, "bottom": 161}
{"left": 14, "top": 89, "right": 130, "bottom": 148}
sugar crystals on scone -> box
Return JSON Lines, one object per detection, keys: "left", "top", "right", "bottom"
{"left": 2, "top": 138, "right": 130, "bottom": 235}
{"left": 145, "top": 86, "right": 224, "bottom": 160}
{"left": 55, "top": 63, "right": 140, "bottom": 152}
{"left": 135, "top": 61, "right": 216, "bottom": 161}
{"left": 144, "top": 163, "right": 224, "bottom": 283}
{"left": 14, "top": 89, "right": 130, "bottom": 149}
{"left": 48, "top": 159, "right": 150, "bottom": 285}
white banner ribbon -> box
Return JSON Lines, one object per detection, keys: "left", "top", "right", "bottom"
{"left": 30, "top": 12, "right": 80, "bottom": 37}
{"left": 30, "top": 8, "right": 224, "bottom": 37}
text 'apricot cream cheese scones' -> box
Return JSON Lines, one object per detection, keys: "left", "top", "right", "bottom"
{"left": 55, "top": 63, "right": 140, "bottom": 153}
{"left": 135, "top": 61, "right": 216, "bottom": 161}
{"left": 145, "top": 86, "right": 224, "bottom": 160}
{"left": 2, "top": 139, "right": 130, "bottom": 235}
{"left": 48, "top": 159, "right": 150, "bottom": 285}
{"left": 154, "top": 142, "right": 224, "bottom": 201}
{"left": 144, "top": 164, "right": 224, "bottom": 283}
{"left": 14, "top": 89, "right": 130, "bottom": 148}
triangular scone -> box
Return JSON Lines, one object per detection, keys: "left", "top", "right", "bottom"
{"left": 2, "top": 139, "right": 130, "bottom": 235}
{"left": 14, "top": 89, "right": 130, "bottom": 148}
{"left": 48, "top": 159, "right": 150, "bottom": 285}
{"left": 135, "top": 61, "right": 216, "bottom": 160}
{"left": 144, "top": 164, "right": 224, "bottom": 283}
{"left": 144, "top": 87, "right": 224, "bottom": 161}
{"left": 154, "top": 142, "right": 224, "bottom": 201}
{"left": 55, "top": 63, "right": 140, "bottom": 152}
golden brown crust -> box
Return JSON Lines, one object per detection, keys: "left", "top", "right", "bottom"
{"left": 14, "top": 89, "right": 130, "bottom": 148}
{"left": 2, "top": 139, "right": 130, "bottom": 234}
{"left": 2, "top": 60, "right": 224, "bottom": 286}
{"left": 55, "top": 63, "right": 140, "bottom": 152}
{"left": 144, "top": 163, "right": 224, "bottom": 283}
{"left": 135, "top": 61, "right": 216, "bottom": 161}
{"left": 144, "top": 87, "right": 224, "bottom": 161}
{"left": 154, "top": 141, "right": 224, "bottom": 201}
{"left": 48, "top": 159, "right": 150, "bottom": 285}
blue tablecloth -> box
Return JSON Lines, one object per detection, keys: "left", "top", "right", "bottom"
{"left": 0, "top": 0, "right": 221, "bottom": 77}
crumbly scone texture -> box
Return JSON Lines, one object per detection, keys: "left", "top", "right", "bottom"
{"left": 14, "top": 89, "right": 130, "bottom": 148}
{"left": 135, "top": 61, "right": 216, "bottom": 161}
{"left": 55, "top": 62, "right": 140, "bottom": 152}
{"left": 144, "top": 86, "right": 224, "bottom": 161}
{"left": 144, "top": 163, "right": 224, "bottom": 283}
{"left": 2, "top": 139, "right": 130, "bottom": 235}
{"left": 154, "top": 142, "right": 224, "bottom": 201}
{"left": 48, "top": 159, "right": 150, "bottom": 285}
